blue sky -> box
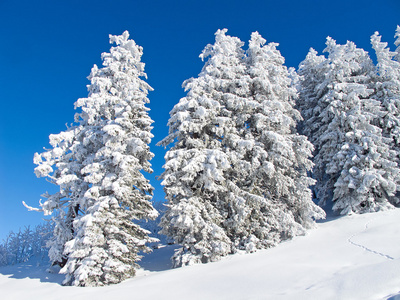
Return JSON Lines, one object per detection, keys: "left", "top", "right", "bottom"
{"left": 0, "top": 0, "right": 399, "bottom": 239}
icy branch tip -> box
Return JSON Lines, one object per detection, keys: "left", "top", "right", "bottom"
{"left": 22, "top": 201, "right": 43, "bottom": 212}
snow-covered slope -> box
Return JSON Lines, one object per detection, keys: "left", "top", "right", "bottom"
{"left": 1, "top": 208, "right": 400, "bottom": 300}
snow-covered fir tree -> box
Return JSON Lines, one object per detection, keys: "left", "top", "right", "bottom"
{"left": 236, "top": 32, "right": 325, "bottom": 248}
{"left": 297, "top": 48, "right": 332, "bottom": 206}
{"left": 297, "top": 48, "right": 328, "bottom": 143}
{"left": 298, "top": 37, "right": 400, "bottom": 214}
{"left": 32, "top": 31, "right": 158, "bottom": 286}
{"left": 159, "top": 29, "right": 324, "bottom": 266}
{"left": 371, "top": 31, "right": 400, "bottom": 154}
{"left": 30, "top": 127, "right": 84, "bottom": 268}
{"left": 158, "top": 29, "right": 241, "bottom": 267}
{"left": 221, "top": 32, "right": 325, "bottom": 252}
{"left": 192, "top": 30, "right": 261, "bottom": 253}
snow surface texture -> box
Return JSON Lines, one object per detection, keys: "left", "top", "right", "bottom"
{"left": 1, "top": 208, "right": 399, "bottom": 299}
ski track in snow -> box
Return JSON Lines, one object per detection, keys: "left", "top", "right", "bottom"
{"left": 347, "top": 216, "right": 394, "bottom": 260}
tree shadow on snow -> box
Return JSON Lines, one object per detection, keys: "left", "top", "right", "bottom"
{"left": 315, "top": 200, "right": 345, "bottom": 224}
{"left": 316, "top": 213, "right": 344, "bottom": 224}
{"left": 386, "top": 293, "right": 400, "bottom": 300}
{"left": 0, "top": 257, "right": 64, "bottom": 284}
{"left": 0, "top": 245, "right": 180, "bottom": 284}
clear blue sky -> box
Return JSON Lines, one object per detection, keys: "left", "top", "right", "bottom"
{"left": 0, "top": 0, "right": 399, "bottom": 239}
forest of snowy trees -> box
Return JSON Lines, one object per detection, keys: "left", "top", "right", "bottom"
{"left": 7, "top": 26, "right": 399, "bottom": 286}
{"left": 0, "top": 223, "right": 53, "bottom": 266}
{"left": 298, "top": 30, "right": 400, "bottom": 214}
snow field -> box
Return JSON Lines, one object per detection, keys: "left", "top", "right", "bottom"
{"left": 1, "top": 208, "right": 399, "bottom": 299}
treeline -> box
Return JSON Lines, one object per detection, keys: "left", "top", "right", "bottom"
{"left": 0, "top": 223, "right": 53, "bottom": 266}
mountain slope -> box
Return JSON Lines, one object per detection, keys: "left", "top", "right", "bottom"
{"left": 1, "top": 208, "right": 400, "bottom": 299}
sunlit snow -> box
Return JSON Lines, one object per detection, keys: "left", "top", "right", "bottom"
{"left": 1, "top": 208, "right": 400, "bottom": 299}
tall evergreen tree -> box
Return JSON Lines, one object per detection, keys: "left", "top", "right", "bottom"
{"left": 297, "top": 48, "right": 333, "bottom": 206}
{"left": 159, "top": 29, "right": 324, "bottom": 266}
{"left": 247, "top": 32, "right": 325, "bottom": 226}
{"left": 297, "top": 48, "right": 328, "bottom": 143}
{"left": 223, "top": 32, "right": 325, "bottom": 252}
{"left": 371, "top": 31, "right": 400, "bottom": 154}
{"left": 32, "top": 31, "right": 157, "bottom": 286}
{"left": 31, "top": 123, "right": 84, "bottom": 268}
{"left": 299, "top": 37, "right": 399, "bottom": 214}
{"left": 158, "top": 29, "right": 242, "bottom": 267}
